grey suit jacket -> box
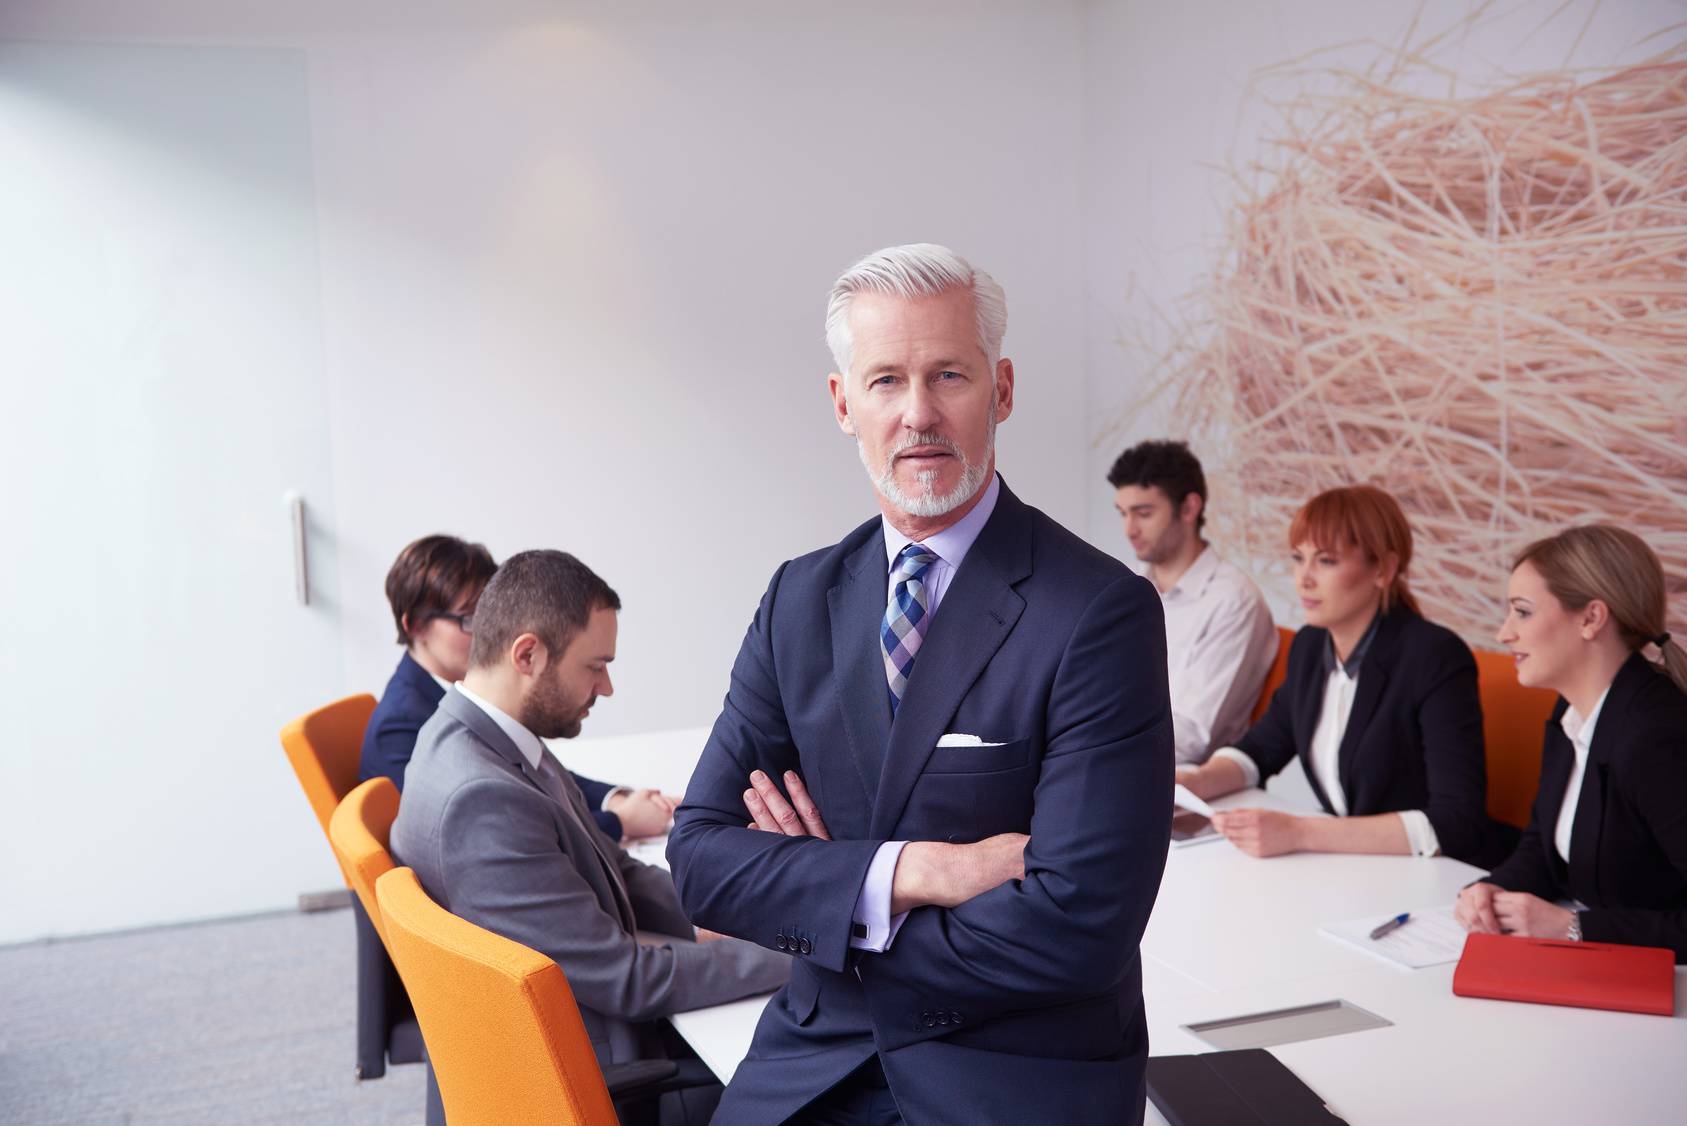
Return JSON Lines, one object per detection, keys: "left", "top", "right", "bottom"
{"left": 390, "top": 687, "right": 790, "bottom": 1066}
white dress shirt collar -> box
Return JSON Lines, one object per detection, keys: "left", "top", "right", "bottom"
{"left": 1553, "top": 684, "right": 1610, "bottom": 865}
{"left": 881, "top": 472, "right": 1000, "bottom": 573}
{"left": 1560, "top": 685, "right": 1610, "bottom": 752}
{"left": 1160, "top": 541, "right": 1219, "bottom": 601}
{"left": 454, "top": 681, "right": 545, "bottom": 772}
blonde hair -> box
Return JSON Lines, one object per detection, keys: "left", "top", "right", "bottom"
{"left": 1513, "top": 524, "right": 1687, "bottom": 695}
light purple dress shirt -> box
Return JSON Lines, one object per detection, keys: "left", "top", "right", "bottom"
{"left": 849, "top": 474, "right": 1002, "bottom": 953}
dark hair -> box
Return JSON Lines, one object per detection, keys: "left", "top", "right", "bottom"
{"left": 468, "top": 550, "right": 622, "bottom": 669}
{"left": 385, "top": 534, "right": 498, "bottom": 645}
{"left": 1106, "top": 439, "right": 1208, "bottom": 533}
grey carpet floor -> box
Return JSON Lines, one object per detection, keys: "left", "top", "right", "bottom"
{"left": 0, "top": 907, "right": 427, "bottom": 1125}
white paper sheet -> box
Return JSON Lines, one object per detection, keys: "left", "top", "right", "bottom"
{"left": 1318, "top": 903, "right": 1468, "bottom": 969}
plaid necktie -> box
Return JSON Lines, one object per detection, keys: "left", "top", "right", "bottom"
{"left": 882, "top": 543, "right": 939, "bottom": 717}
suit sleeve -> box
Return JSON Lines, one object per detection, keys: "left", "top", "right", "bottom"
{"left": 666, "top": 564, "right": 885, "bottom": 974}
{"left": 438, "top": 777, "right": 788, "bottom": 1021}
{"left": 1483, "top": 725, "right": 1566, "bottom": 900}
{"left": 1233, "top": 634, "right": 1305, "bottom": 782}
{"left": 1579, "top": 719, "right": 1687, "bottom": 960}
{"left": 856, "top": 574, "right": 1174, "bottom": 1048}
{"left": 1414, "top": 633, "right": 1493, "bottom": 864}
{"left": 618, "top": 849, "right": 697, "bottom": 940}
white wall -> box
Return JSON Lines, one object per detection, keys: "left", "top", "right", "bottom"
{"left": 0, "top": 0, "right": 1089, "bottom": 941}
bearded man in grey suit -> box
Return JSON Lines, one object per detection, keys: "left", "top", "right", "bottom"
{"left": 391, "top": 549, "right": 788, "bottom": 1120}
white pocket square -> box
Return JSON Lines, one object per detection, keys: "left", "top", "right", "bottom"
{"left": 936, "top": 732, "right": 1007, "bottom": 748}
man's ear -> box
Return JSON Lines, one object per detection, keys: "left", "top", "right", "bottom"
{"left": 400, "top": 611, "right": 414, "bottom": 639}
{"left": 510, "top": 632, "right": 543, "bottom": 676}
{"left": 1180, "top": 491, "right": 1204, "bottom": 528}
{"left": 992, "top": 357, "right": 1015, "bottom": 424}
{"left": 828, "top": 371, "right": 856, "bottom": 437}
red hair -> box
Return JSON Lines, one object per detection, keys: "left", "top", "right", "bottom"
{"left": 1289, "top": 485, "right": 1419, "bottom": 615}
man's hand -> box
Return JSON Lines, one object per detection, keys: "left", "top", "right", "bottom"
{"left": 1492, "top": 890, "right": 1575, "bottom": 939}
{"left": 891, "top": 833, "right": 1029, "bottom": 913}
{"left": 1210, "top": 808, "right": 1302, "bottom": 857}
{"left": 743, "top": 770, "right": 830, "bottom": 839}
{"left": 606, "top": 788, "right": 679, "bottom": 840}
{"left": 1454, "top": 881, "right": 1503, "bottom": 933}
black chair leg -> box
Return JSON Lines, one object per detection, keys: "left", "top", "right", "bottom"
{"left": 352, "top": 898, "right": 389, "bottom": 1079}
{"left": 425, "top": 1059, "right": 446, "bottom": 1126}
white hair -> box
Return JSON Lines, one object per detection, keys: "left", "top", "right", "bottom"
{"left": 824, "top": 243, "right": 1007, "bottom": 376}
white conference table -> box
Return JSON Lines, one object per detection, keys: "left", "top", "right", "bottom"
{"left": 552, "top": 729, "right": 1687, "bottom": 1122}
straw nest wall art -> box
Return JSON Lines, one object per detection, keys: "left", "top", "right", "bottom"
{"left": 1146, "top": 36, "right": 1687, "bottom": 646}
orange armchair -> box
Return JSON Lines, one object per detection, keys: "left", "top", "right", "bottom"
{"left": 376, "top": 867, "right": 714, "bottom": 1126}
{"left": 279, "top": 695, "right": 422, "bottom": 1081}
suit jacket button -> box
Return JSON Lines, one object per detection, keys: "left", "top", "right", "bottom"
{"left": 950, "top": 1010, "right": 962, "bottom": 1025}
{"left": 775, "top": 934, "right": 788, "bottom": 951}
{"left": 937, "top": 1011, "right": 949, "bottom": 1025}
{"left": 922, "top": 1011, "right": 936, "bottom": 1028}
{"left": 799, "top": 938, "right": 813, "bottom": 955}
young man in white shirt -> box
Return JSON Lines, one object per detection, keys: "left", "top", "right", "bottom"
{"left": 1109, "top": 440, "right": 1279, "bottom": 764}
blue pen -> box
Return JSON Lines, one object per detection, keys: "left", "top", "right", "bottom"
{"left": 1369, "top": 913, "right": 1410, "bottom": 940}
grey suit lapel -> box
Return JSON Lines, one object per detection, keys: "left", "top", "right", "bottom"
{"left": 439, "top": 688, "right": 636, "bottom": 931}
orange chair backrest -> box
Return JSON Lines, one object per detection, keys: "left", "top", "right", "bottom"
{"left": 1473, "top": 647, "right": 1558, "bottom": 829}
{"left": 376, "top": 867, "right": 619, "bottom": 1126}
{"left": 1250, "top": 627, "right": 1296, "bottom": 724}
{"left": 329, "top": 777, "right": 401, "bottom": 946}
{"left": 280, "top": 693, "right": 378, "bottom": 838}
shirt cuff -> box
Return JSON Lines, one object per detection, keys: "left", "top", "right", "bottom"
{"left": 848, "top": 841, "right": 909, "bottom": 953}
{"left": 1210, "top": 747, "right": 1260, "bottom": 790}
{"left": 1397, "top": 810, "right": 1441, "bottom": 857}
{"left": 599, "top": 786, "right": 631, "bottom": 812}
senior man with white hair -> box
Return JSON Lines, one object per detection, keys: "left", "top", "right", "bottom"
{"left": 668, "top": 244, "right": 1173, "bottom": 1125}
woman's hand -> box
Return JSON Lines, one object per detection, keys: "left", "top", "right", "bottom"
{"left": 1210, "top": 808, "right": 1302, "bottom": 857}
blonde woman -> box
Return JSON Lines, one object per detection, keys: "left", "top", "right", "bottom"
{"left": 1456, "top": 526, "right": 1687, "bottom": 961}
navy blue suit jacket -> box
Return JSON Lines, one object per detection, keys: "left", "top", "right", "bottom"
{"left": 359, "top": 651, "right": 626, "bottom": 840}
{"left": 666, "top": 481, "right": 1173, "bottom": 1126}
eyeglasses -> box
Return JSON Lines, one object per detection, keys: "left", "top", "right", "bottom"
{"left": 432, "top": 611, "right": 475, "bottom": 633}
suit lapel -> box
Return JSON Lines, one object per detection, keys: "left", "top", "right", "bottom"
{"left": 829, "top": 534, "right": 895, "bottom": 808}
{"left": 1292, "top": 635, "right": 1338, "bottom": 813}
{"left": 1534, "top": 722, "right": 1576, "bottom": 884}
{"left": 439, "top": 689, "right": 635, "bottom": 930}
{"left": 868, "top": 489, "right": 1030, "bottom": 839}
{"left": 1567, "top": 654, "right": 1647, "bottom": 896}
{"left": 1322, "top": 609, "right": 1401, "bottom": 810}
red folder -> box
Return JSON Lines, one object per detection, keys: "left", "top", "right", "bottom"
{"left": 1452, "top": 932, "right": 1676, "bottom": 1016}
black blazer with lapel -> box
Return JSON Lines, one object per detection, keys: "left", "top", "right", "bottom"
{"left": 1236, "top": 603, "right": 1510, "bottom": 866}
{"left": 1485, "top": 652, "right": 1687, "bottom": 961}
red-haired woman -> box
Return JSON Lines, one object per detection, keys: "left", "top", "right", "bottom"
{"left": 1178, "top": 485, "right": 1511, "bottom": 866}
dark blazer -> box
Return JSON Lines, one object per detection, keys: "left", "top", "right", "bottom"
{"left": 359, "top": 651, "right": 627, "bottom": 840}
{"left": 667, "top": 480, "right": 1174, "bottom": 1126}
{"left": 1235, "top": 604, "right": 1513, "bottom": 867}
{"left": 1484, "top": 652, "right": 1687, "bottom": 962}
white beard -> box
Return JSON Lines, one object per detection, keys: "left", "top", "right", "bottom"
{"left": 858, "top": 404, "right": 996, "bottom": 519}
